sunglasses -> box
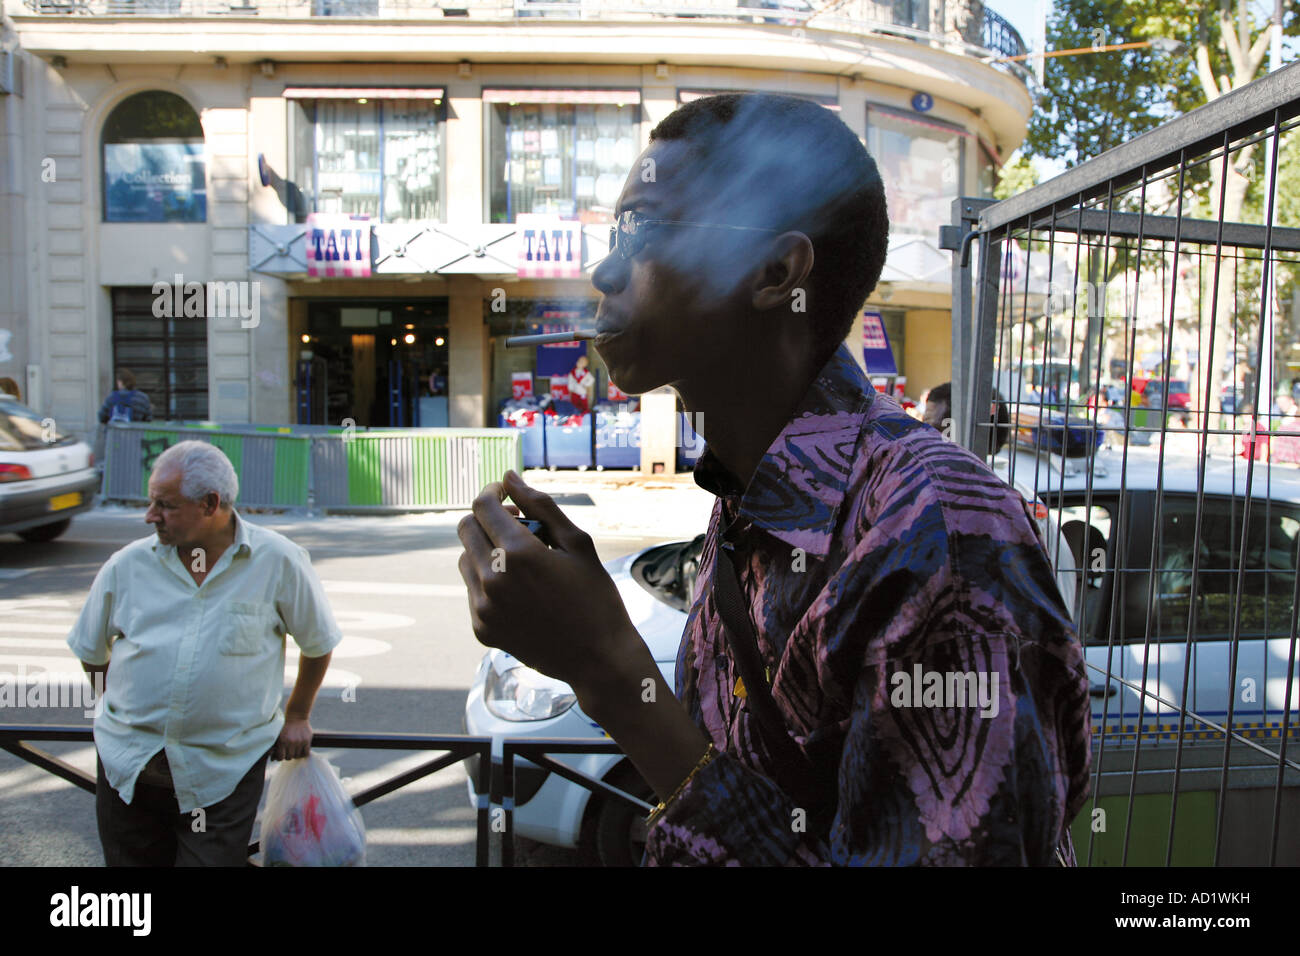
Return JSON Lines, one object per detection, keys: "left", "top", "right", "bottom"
{"left": 607, "top": 209, "right": 780, "bottom": 260}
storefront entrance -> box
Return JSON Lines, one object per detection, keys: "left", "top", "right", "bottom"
{"left": 297, "top": 298, "right": 449, "bottom": 427}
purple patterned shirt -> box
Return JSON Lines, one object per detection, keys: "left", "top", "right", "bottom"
{"left": 644, "top": 343, "right": 1092, "bottom": 866}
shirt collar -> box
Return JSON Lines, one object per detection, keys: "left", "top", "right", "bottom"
{"left": 150, "top": 508, "right": 253, "bottom": 558}
{"left": 692, "top": 342, "right": 876, "bottom": 557}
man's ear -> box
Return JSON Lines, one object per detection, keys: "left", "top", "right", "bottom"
{"left": 751, "top": 232, "right": 814, "bottom": 313}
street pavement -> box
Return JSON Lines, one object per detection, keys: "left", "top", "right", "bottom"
{"left": 0, "top": 469, "right": 715, "bottom": 866}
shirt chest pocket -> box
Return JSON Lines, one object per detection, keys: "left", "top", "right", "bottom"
{"left": 223, "top": 601, "right": 278, "bottom": 656}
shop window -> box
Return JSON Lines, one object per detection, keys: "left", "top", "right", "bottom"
{"left": 865, "top": 105, "right": 965, "bottom": 243}
{"left": 102, "top": 91, "right": 206, "bottom": 223}
{"left": 290, "top": 98, "right": 443, "bottom": 223}
{"left": 488, "top": 298, "right": 601, "bottom": 411}
{"left": 110, "top": 288, "right": 209, "bottom": 420}
{"left": 488, "top": 100, "right": 640, "bottom": 223}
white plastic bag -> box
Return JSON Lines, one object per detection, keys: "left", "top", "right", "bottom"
{"left": 260, "top": 752, "right": 366, "bottom": 867}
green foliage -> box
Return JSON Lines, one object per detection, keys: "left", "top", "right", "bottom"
{"left": 103, "top": 91, "right": 203, "bottom": 143}
{"left": 1023, "top": 0, "right": 1193, "bottom": 168}
{"left": 1023, "top": 0, "right": 1297, "bottom": 170}
{"left": 993, "top": 154, "right": 1039, "bottom": 199}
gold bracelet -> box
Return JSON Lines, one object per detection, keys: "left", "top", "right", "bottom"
{"left": 645, "top": 743, "right": 717, "bottom": 828}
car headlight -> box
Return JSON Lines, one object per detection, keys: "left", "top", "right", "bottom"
{"left": 484, "top": 665, "right": 577, "bottom": 721}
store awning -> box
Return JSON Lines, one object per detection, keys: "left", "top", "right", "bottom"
{"left": 282, "top": 87, "right": 445, "bottom": 99}
{"left": 482, "top": 88, "right": 641, "bottom": 105}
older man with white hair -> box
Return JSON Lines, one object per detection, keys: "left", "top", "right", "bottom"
{"left": 67, "top": 440, "right": 342, "bottom": 866}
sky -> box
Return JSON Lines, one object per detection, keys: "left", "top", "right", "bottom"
{"left": 985, "top": 0, "right": 1048, "bottom": 46}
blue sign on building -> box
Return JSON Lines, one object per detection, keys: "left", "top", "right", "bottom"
{"left": 862, "top": 310, "right": 898, "bottom": 375}
{"left": 103, "top": 142, "right": 206, "bottom": 223}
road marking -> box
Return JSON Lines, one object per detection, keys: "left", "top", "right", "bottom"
{"left": 356, "top": 827, "right": 478, "bottom": 846}
{"left": 0, "top": 655, "right": 86, "bottom": 673}
{"left": 331, "top": 611, "right": 416, "bottom": 631}
{"left": 287, "top": 636, "right": 392, "bottom": 660}
{"left": 0, "top": 598, "right": 72, "bottom": 611}
{"left": 0, "top": 637, "right": 73, "bottom": 649}
{"left": 0, "top": 569, "right": 34, "bottom": 580}
{"left": 323, "top": 580, "right": 466, "bottom": 598}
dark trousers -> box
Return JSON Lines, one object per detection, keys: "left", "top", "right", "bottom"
{"left": 96, "top": 749, "right": 271, "bottom": 867}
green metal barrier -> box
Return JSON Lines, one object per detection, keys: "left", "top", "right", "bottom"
{"left": 103, "top": 423, "right": 522, "bottom": 511}
{"left": 319, "top": 429, "right": 522, "bottom": 510}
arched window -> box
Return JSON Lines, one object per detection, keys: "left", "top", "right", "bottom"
{"left": 102, "top": 91, "right": 206, "bottom": 223}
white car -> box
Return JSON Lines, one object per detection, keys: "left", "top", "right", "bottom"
{"left": 995, "top": 445, "right": 1300, "bottom": 737}
{"left": 464, "top": 465, "right": 1077, "bottom": 865}
{"left": 0, "top": 396, "right": 98, "bottom": 542}
{"left": 994, "top": 443, "right": 1300, "bottom": 865}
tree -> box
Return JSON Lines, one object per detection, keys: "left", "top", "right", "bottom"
{"left": 1131, "top": 1, "right": 1297, "bottom": 421}
{"left": 1019, "top": 0, "right": 1297, "bottom": 419}
{"left": 1024, "top": 0, "right": 1188, "bottom": 169}
{"left": 993, "top": 153, "right": 1039, "bottom": 200}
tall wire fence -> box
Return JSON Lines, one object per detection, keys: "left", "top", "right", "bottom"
{"left": 947, "top": 61, "right": 1300, "bottom": 866}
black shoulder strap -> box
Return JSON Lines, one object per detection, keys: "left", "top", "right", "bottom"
{"left": 713, "top": 540, "right": 837, "bottom": 838}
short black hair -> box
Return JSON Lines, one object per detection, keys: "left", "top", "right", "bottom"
{"left": 927, "top": 382, "right": 952, "bottom": 409}
{"left": 649, "top": 93, "right": 889, "bottom": 366}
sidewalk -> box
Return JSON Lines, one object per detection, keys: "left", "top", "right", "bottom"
{"left": 93, "top": 468, "right": 717, "bottom": 542}
{"left": 517, "top": 468, "right": 715, "bottom": 540}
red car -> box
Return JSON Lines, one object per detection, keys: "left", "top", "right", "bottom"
{"left": 1131, "top": 376, "right": 1191, "bottom": 410}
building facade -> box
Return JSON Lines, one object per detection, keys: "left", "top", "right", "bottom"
{"left": 0, "top": 0, "right": 1032, "bottom": 449}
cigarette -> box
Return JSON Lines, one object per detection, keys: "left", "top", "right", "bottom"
{"left": 504, "top": 330, "right": 598, "bottom": 347}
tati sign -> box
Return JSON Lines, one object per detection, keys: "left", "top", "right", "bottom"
{"left": 517, "top": 214, "right": 582, "bottom": 279}
{"left": 307, "top": 213, "right": 372, "bottom": 278}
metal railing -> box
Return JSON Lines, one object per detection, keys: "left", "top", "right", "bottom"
{"left": 0, "top": 725, "right": 653, "bottom": 866}
{"left": 945, "top": 61, "right": 1300, "bottom": 865}
{"left": 0, "top": 726, "right": 494, "bottom": 863}
{"left": 498, "top": 738, "right": 651, "bottom": 867}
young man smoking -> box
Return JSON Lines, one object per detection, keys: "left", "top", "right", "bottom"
{"left": 457, "top": 94, "right": 1091, "bottom": 866}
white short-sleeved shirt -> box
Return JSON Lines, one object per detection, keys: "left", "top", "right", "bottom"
{"left": 66, "top": 510, "right": 343, "bottom": 811}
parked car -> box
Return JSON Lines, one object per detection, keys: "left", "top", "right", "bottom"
{"left": 1139, "top": 377, "right": 1191, "bottom": 411}
{"left": 0, "top": 395, "right": 98, "bottom": 542}
{"left": 993, "top": 443, "right": 1300, "bottom": 864}
{"left": 463, "top": 535, "right": 699, "bottom": 866}
{"left": 463, "top": 467, "right": 1077, "bottom": 865}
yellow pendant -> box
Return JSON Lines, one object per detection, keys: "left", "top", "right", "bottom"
{"left": 733, "top": 668, "right": 770, "bottom": 699}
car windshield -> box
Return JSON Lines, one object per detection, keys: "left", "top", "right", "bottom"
{"left": 631, "top": 534, "right": 705, "bottom": 612}
{"left": 0, "top": 401, "right": 71, "bottom": 451}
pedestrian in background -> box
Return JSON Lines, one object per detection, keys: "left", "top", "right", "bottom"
{"left": 0, "top": 377, "right": 20, "bottom": 402}
{"left": 67, "top": 441, "right": 341, "bottom": 866}
{"left": 1271, "top": 395, "right": 1300, "bottom": 464}
{"left": 98, "top": 368, "right": 153, "bottom": 425}
{"left": 95, "top": 369, "right": 154, "bottom": 481}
